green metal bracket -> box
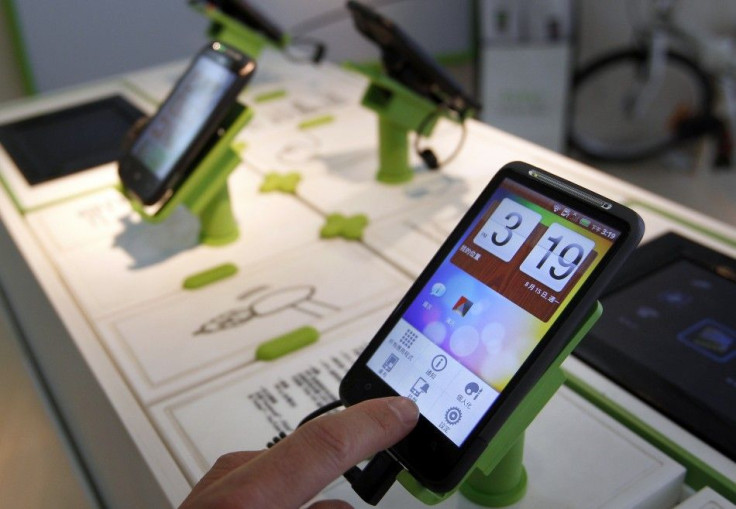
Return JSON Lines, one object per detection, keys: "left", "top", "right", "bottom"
{"left": 192, "top": 2, "right": 289, "bottom": 59}
{"left": 398, "top": 302, "right": 603, "bottom": 506}
{"left": 347, "top": 64, "right": 463, "bottom": 184}
{"left": 127, "top": 104, "right": 253, "bottom": 247}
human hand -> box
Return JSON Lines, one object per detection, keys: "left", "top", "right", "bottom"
{"left": 178, "top": 396, "right": 419, "bottom": 509}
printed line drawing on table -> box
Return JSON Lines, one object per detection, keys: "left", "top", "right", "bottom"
{"left": 257, "top": 90, "right": 346, "bottom": 126}
{"left": 292, "top": 90, "right": 346, "bottom": 115}
{"left": 194, "top": 285, "right": 341, "bottom": 335}
{"left": 76, "top": 192, "right": 131, "bottom": 229}
{"left": 275, "top": 132, "right": 321, "bottom": 164}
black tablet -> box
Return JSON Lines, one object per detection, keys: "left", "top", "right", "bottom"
{"left": 575, "top": 232, "right": 736, "bottom": 461}
{"left": 0, "top": 95, "right": 143, "bottom": 186}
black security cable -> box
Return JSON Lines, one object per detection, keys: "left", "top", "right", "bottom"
{"left": 267, "top": 400, "right": 404, "bottom": 506}
{"left": 298, "top": 399, "right": 343, "bottom": 427}
{"left": 414, "top": 106, "right": 470, "bottom": 170}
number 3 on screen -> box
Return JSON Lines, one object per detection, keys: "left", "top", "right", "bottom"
{"left": 474, "top": 198, "right": 541, "bottom": 262}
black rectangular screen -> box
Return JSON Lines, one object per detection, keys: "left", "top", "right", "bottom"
{"left": 576, "top": 233, "right": 736, "bottom": 461}
{"left": 0, "top": 95, "right": 143, "bottom": 186}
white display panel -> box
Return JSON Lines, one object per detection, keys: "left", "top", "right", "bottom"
{"left": 97, "top": 239, "right": 409, "bottom": 403}
{"left": 149, "top": 307, "right": 390, "bottom": 483}
{"left": 3, "top": 52, "right": 736, "bottom": 509}
{"left": 25, "top": 169, "right": 326, "bottom": 318}
{"left": 674, "top": 487, "right": 736, "bottom": 509}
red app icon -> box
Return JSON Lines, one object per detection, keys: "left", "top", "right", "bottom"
{"left": 453, "top": 296, "right": 473, "bottom": 317}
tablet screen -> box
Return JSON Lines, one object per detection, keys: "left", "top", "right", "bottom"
{"left": 576, "top": 234, "right": 736, "bottom": 461}
{"left": 0, "top": 95, "right": 143, "bottom": 185}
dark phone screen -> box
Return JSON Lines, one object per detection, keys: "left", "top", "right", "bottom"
{"left": 577, "top": 257, "right": 736, "bottom": 460}
{"left": 0, "top": 96, "right": 143, "bottom": 185}
{"left": 366, "top": 177, "right": 621, "bottom": 446}
{"left": 130, "top": 52, "right": 236, "bottom": 181}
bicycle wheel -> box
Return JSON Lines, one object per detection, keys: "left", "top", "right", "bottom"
{"left": 569, "top": 48, "right": 714, "bottom": 162}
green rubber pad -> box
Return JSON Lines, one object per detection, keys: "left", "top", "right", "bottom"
{"left": 298, "top": 114, "right": 335, "bottom": 130}
{"left": 183, "top": 263, "right": 238, "bottom": 290}
{"left": 256, "top": 326, "right": 320, "bottom": 360}
{"left": 254, "top": 89, "right": 288, "bottom": 103}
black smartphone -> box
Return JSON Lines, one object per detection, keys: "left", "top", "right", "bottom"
{"left": 346, "top": 1, "right": 480, "bottom": 117}
{"left": 118, "top": 41, "right": 255, "bottom": 207}
{"left": 339, "top": 161, "right": 644, "bottom": 493}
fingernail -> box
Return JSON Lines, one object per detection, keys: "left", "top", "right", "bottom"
{"left": 388, "top": 397, "right": 419, "bottom": 425}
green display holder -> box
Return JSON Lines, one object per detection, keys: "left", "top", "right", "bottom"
{"left": 192, "top": 2, "right": 289, "bottom": 59}
{"left": 127, "top": 104, "right": 253, "bottom": 247}
{"left": 398, "top": 302, "right": 603, "bottom": 506}
{"left": 348, "top": 64, "right": 468, "bottom": 184}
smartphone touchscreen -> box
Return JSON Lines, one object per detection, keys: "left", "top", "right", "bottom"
{"left": 120, "top": 42, "right": 253, "bottom": 206}
{"left": 340, "top": 162, "right": 643, "bottom": 491}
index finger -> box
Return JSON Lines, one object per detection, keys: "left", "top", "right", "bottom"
{"left": 222, "top": 396, "right": 419, "bottom": 508}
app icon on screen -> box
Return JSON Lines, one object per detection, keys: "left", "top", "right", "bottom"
{"left": 678, "top": 319, "right": 736, "bottom": 362}
{"left": 464, "top": 382, "right": 482, "bottom": 400}
{"left": 431, "top": 283, "right": 447, "bottom": 297}
{"left": 445, "top": 407, "right": 462, "bottom": 425}
{"left": 382, "top": 354, "right": 399, "bottom": 372}
{"left": 431, "top": 355, "right": 448, "bottom": 371}
{"left": 453, "top": 296, "right": 473, "bottom": 317}
{"left": 410, "top": 378, "right": 430, "bottom": 397}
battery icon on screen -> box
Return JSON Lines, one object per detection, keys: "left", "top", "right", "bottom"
{"left": 579, "top": 218, "right": 591, "bottom": 227}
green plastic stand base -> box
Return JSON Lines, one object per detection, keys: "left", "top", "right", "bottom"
{"left": 197, "top": 164, "right": 240, "bottom": 246}
{"left": 348, "top": 65, "right": 446, "bottom": 184}
{"left": 460, "top": 435, "right": 527, "bottom": 506}
{"left": 376, "top": 115, "right": 413, "bottom": 184}
{"left": 126, "top": 105, "right": 253, "bottom": 247}
{"left": 398, "top": 302, "right": 603, "bottom": 506}
{"left": 192, "top": 2, "right": 289, "bottom": 59}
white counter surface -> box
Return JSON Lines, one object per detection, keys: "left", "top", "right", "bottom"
{"left": 1, "top": 47, "right": 734, "bottom": 508}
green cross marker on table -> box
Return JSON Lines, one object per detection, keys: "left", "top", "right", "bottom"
{"left": 320, "top": 213, "right": 369, "bottom": 240}
{"left": 259, "top": 171, "right": 302, "bottom": 194}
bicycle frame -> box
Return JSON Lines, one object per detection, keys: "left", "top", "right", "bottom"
{"left": 629, "top": 0, "right": 736, "bottom": 162}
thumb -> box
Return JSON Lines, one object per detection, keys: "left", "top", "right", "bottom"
{"left": 221, "top": 396, "right": 418, "bottom": 508}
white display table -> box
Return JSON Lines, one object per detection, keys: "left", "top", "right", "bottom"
{"left": 0, "top": 48, "right": 734, "bottom": 508}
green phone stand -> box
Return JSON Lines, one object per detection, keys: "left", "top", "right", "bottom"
{"left": 192, "top": 2, "right": 289, "bottom": 59}
{"left": 398, "top": 302, "right": 603, "bottom": 506}
{"left": 348, "top": 64, "right": 468, "bottom": 184}
{"left": 126, "top": 104, "right": 253, "bottom": 247}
